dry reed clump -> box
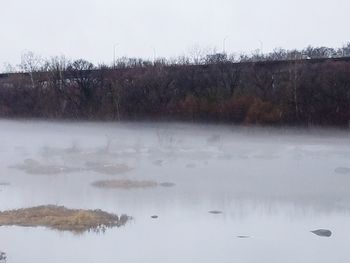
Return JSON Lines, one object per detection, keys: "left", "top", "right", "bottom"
{"left": 0, "top": 205, "right": 130, "bottom": 233}
{"left": 13, "top": 159, "right": 79, "bottom": 175}
{"left": 92, "top": 179, "right": 158, "bottom": 189}
{"left": 85, "top": 162, "right": 132, "bottom": 175}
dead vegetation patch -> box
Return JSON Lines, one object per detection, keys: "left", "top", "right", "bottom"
{"left": 13, "top": 159, "right": 80, "bottom": 175}
{"left": 85, "top": 162, "right": 132, "bottom": 175}
{"left": 92, "top": 179, "right": 158, "bottom": 189}
{"left": 12, "top": 159, "right": 132, "bottom": 176}
{"left": 0, "top": 205, "right": 130, "bottom": 233}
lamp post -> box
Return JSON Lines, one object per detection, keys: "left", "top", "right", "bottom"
{"left": 223, "top": 36, "right": 229, "bottom": 54}
{"left": 258, "top": 40, "right": 263, "bottom": 55}
{"left": 113, "top": 43, "right": 119, "bottom": 69}
{"left": 151, "top": 46, "right": 156, "bottom": 63}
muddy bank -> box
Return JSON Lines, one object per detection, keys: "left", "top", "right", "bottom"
{"left": 0, "top": 205, "right": 130, "bottom": 233}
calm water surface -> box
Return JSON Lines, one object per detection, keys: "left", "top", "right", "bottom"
{"left": 0, "top": 120, "right": 349, "bottom": 263}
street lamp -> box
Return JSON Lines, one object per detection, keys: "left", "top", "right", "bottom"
{"left": 113, "top": 43, "right": 119, "bottom": 69}
{"left": 150, "top": 46, "right": 156, "bottom": 63}
{"left": 258, "top": 40, "right": 263, "bottom": 55}
{"left": 223, "top": 36, "right": 229, "bottom": 54}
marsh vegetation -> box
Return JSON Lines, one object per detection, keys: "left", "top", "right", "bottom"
{"left": 0, "top": 205, "right": 129, "bottom": 233}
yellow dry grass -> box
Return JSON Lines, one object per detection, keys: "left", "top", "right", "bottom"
{"left": 0, "top": 205, "right": 129, "bottom": 233}
{"left": 92, "top": 179, "right": 158, "bottom": 189}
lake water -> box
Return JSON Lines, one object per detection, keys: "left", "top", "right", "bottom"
{"left": 0, "top": 120, "right": 350, "bottom": 263}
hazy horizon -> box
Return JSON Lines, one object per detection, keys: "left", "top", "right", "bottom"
{"left": 1, "top": 0, "right": 350, "bottom": 70}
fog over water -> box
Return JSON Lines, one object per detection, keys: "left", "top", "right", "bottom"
{"left": 0, "top": 120, "right": 350, "bottom": 263}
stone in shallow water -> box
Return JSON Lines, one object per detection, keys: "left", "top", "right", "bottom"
{"left": 151, "top": 215, "right": 158, "bottom": 219}
{"left": 208, "top": 210, "right": 223, "bottom": 214}
{"left": 0, "top": 252, "right": 6, "bottom": 263}
{"left": 335, "top": 167, "right": 350, "bottom": 174}
{"left": 159, "top": 182, "right": 176, "bottom": 187}
{"left": 311, "top": 229, "right": 332, "bottom": 237}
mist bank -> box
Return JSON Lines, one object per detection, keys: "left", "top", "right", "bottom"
{"left": 1, "top": 48, "right": 350, "bottom": 126}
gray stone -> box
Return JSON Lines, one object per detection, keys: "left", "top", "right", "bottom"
{"left": 311, "top": 229, "right": 332, "bottom": 237}
{"left": 0, "top": 251, "right": 6, "bottom": 262}
{"left": 159, "top": 182, "right": 176, "bottom": 187}
{"left": 208, "top": 210, "right": 223, "bottom": 214}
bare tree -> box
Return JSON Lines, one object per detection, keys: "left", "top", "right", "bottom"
{"left": 2, "top": 62, "right": 17, "bottom": 73}
{"left": 19, "top": 51, "right": 43, "bottom": 89}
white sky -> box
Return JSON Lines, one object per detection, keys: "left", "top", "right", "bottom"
{"left": 0, "top": 0, "right": 349, "bottom": 68}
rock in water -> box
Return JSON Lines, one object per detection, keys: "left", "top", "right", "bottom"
{"left": 311, "top": 229, "right": 332, "bottom": 237}
{"left": 208, "top": 210, "right": 223, "bottom": 214}
{"left": 159, "top": 182, "right": 176, "bottom": 187}
{"left": 151, "top": 215, "right": 158, "bottom": 219}
{"left": 0, "top": 251, "right": 6, "bottom": 262}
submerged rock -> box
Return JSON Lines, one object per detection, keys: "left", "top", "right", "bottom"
{"left": 335, "top": 167, "right": 350, "bottom": 174}
{"left": 159, "top": 182, "right": 176, "bottom": 187}
{"left": 0, "top": 251, "right": 6, "bottom": 262}
{"left": 208, "top": 210, "right": 223, "bottom": 214}
{"left": 151, "top": 215, "right": 158, "bottom": 219}
{"left": 311, "top": 229, "right": 332, "bottom": 237}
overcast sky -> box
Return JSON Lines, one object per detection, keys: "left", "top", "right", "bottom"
{"left": 0, "top": 0, "right": 349, "bottom": 69}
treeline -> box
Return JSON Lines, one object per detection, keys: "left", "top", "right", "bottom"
{"left": 1, "top": 44, "right": 350, "bottom": 126}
